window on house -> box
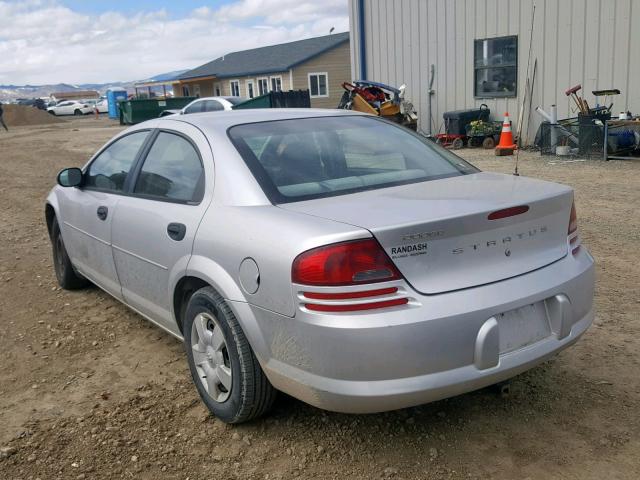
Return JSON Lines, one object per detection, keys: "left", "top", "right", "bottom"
{"left": 182, "top": 85, "right": 190, "bottom": 97}
{"left": 258, "top": 78, "right": 268, "bottom": 96}
{"left": 474, "top": 35, "right": 517, "bottom": 98}
{"left": 246, "top": 80, "right": 255, "bottom": 98}
{"left": 193, "top": 84, "right": 201, "bottom": 98}
{"left": 215, "top": 84, "right": 221, "bottom": 96}
{"left": 270, "top": 76, "right": 282, "bottom": 92}
{"left": 308, "top": 73, "right": 328, "bottom": 98}
{"left": 230, "top": 80, "right": 240, "bottom": 97}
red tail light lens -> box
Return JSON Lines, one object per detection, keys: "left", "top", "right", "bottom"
{"left": 292, "top": 239, "right": 401, "bottom": 286}
{"left": 568, "top": 201, "right": 580, "bottom": 254}
{"left": 568, "top": 201, "right": 578, "bottom": 235}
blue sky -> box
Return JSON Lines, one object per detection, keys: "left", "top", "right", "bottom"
{"left": 59, "top": 0, "right": 237, "bottom": 17}
{"left": 0, "top": 0, "right": 349, "bottom": 84}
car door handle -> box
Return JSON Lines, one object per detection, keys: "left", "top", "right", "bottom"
{"left": 96, "top": 206, "right": 108, "bottom": 221}
{"left": 167, "top": 223, "right": 186, "bottom": 241}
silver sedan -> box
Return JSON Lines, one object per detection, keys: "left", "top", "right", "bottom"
{"left": 46, "top": 109, "right": 595, "bottom": 423}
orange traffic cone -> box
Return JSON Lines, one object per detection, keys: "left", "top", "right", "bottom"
{"left": 495, "top": 112, "right": 516, "bottom": 156}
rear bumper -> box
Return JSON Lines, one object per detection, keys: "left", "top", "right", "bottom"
{"left": 232, "top": 247, "right": 595, "bottom": 414}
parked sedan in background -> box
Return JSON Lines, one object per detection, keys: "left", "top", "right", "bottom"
{"left": 83, "top": 98, "right": 108, "bottom": 114}
{"left": 46, "top": 109, "right": 595, "bottom": 424}
{"left": 159, "top": 96, "right": 245, "bottom": 117}
{"left": 47, "top": 100, "right": 93, "bottom": 116}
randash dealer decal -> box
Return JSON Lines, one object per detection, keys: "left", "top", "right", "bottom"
{"left": 389, "top": 242, "right": 428, "bottom": 259}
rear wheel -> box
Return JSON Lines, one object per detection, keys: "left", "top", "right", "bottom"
{"left": 51, "top": 217, "right": 89, "bottom": 289}
{"left": 184, "top": 287, "right": 276, "bottom": 423}
{"left": 74, "top": 109, "right": 82, "bottom": 116}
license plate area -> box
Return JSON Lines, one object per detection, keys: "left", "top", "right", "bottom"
{"left": 497, "top": 302, "right": 551, "bottom": 354}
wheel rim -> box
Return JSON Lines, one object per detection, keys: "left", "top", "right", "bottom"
{"left": 191, "top": 312, "right": 232, "bottom": 402}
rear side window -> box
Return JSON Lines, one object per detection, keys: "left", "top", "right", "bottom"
{"left": 229, "top": 116, "right": 478, "bottom": 203}
{"left": 134, "top": 132, "right": 204, "bottom": 203}
{"left": 203, "top": 100, "right": 224, "bottom": 112}
{"left": 85, "top": 131, "right": 148, "bottom": 192}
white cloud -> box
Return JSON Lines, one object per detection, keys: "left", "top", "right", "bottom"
{"left": 0, "top": 0, "right": 349, "bottom": 85}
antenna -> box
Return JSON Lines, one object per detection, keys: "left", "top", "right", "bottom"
{"left": 329, "top": 27, "right": 335, "bottom": 35}
{"left": 515, "top": 3, "right": 536, "bottom": 177}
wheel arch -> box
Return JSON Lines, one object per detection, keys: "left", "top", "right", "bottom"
{"left": 172, "top": 255, "right": 247, "bottom": 335}
{"left": 45, "top": 202, "right": 56, "bottom": 239}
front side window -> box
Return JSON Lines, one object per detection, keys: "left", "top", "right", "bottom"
{"left": 229, "top": 116, "right": 477, "bottom": 203}
{"left": 474, "top": 35, "right": 517, "bottom": 97}
{"left": 308, "top": 73, "right": 328, "bottom": 98}
{"left": 258, "top": 78, "right": 268, "bottom": 96}
{"left": 230, "top": 80, "right": 240, "bottom": 97}
{"left": 85, "top": 131, "right": 149, "bottom": 192}
{"left": 134, "top": 132, "right": 204, "bottom": 202}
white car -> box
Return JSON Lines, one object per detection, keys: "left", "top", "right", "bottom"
{"left": 159, "top": 96, "right": 245, "bottom": 117}
{"left": 47, "top": 100, "right": 93, "bottom": 116}
{"left": 84, "top": 98, "right": 108, "bottom": 114}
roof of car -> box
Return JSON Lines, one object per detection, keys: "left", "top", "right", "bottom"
{"left": 158, "top": 108, "right": 364, "bottom": 133}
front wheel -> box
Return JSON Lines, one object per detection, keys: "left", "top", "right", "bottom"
{"left": 51, "top": 217, "right": 89, "bottom": 289}
{"left": 74, "top": 109, "right": 83, "bottom": 116}
{"left": 184, "top": 287, "right": 276, "bottom": 423}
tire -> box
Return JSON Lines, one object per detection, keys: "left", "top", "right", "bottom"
{"left": 184, "top": 287, "right": 276, "bottom": 423}
{"left": 51, "top": 217, "right": 89, "bottom": 290}
{"left": 48, "top": 110, "right": 56, "bottom": 116}
{"left": 451, "top": 137, "right": 464, "bottom": 149}
{"left": 74, "top": 109, "right": 82, "bottom": 116}
{"left": 482, "top": 137, "right": 496, "bottom": 149}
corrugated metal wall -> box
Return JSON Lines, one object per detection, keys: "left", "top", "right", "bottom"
{"left": 349, "top": 0, "right": 640, "bottom": 143}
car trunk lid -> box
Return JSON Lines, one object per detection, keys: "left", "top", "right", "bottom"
{"left": 279, "top": 172, "right": 573, "bottom": 294}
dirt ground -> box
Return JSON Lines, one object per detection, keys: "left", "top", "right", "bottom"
{"left": 0, "top": 117, "right": 639, "bottom": 480}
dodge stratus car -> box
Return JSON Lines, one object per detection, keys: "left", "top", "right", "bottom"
{"left": 46, "top": 109, "right": 595, "bottom": 423}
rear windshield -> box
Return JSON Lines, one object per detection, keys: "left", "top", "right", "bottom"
{"left": 224, "top": 97, "right": 246, "bottom": 105}
{"left": 228, "top": 115, "right": 478, "bottom": 203}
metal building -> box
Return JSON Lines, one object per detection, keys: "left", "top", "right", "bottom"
{"left": 348, "top": 0, "right": 640, "bottom": 143}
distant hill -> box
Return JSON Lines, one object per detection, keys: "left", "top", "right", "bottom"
{"left": 0, "top": 70, "right": 188, "bottom": 102}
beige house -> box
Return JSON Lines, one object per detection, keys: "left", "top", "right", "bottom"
{"left": 176, "top": 32, "right": 350, "bottom": 108}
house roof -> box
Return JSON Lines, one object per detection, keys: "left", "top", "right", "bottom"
{"left": 179, "top": 32, "right": 349, "bottom": 81}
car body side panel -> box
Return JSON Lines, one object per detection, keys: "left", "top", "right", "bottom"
{"left": 190, "top": 204, "right": 370, "bottom": 317}
{"left": 111, "top": 121, "right": 215, "bottom": 333}
{"left": 53, "top": 187, "right": 123, "bottom": 299}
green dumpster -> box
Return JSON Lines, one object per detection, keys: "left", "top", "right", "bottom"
{"left": 119, "top": 97, "right": 196, "bottom": 125}
{"left": 233, "top": 90, "right": 310, "bottom": 110}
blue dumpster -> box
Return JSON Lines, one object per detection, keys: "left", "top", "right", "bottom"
{"left": 107, "top": 88, "right": 128, "bottom": 119}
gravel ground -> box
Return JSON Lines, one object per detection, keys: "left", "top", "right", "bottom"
{"left": 0, "top": 117, "right": 639, "bottom": 479}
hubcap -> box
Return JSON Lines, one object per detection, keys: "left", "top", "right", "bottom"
{"left": 191, "top": 312, "right": 232, "bottom": 402}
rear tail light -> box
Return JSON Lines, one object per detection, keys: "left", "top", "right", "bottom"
{"left": 292, "top": 239, "right": 408, "bottom": 313}
{"left": 292, "top": 239, "right": 400, "bottom": 286}
{"left": 568, "top": 200, "right": 580, "bottom": 255}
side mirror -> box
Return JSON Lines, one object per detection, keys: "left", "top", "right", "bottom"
{"left": 57, "top": 167, "right": 83, "bottom": 187}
